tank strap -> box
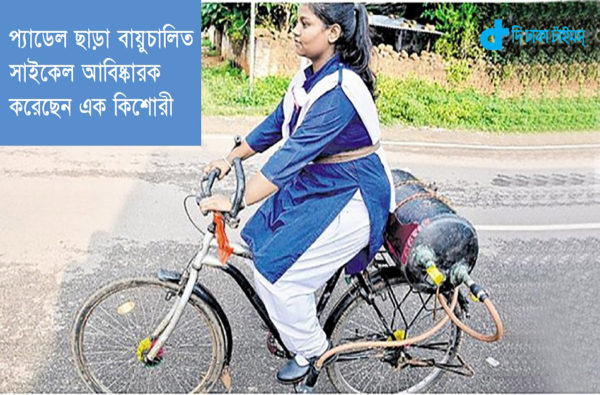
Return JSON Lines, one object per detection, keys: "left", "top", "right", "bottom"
{"left": 394, "top": 191, "right": 456, "bottom": 213}
{"left": 313, "top": 141, "right": 380, "bottom": 164}
{"left": 394, "top": 179, "right": 429, "bottom": 189}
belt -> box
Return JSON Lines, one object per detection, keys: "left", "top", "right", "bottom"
{"left": 313, "top": 141, "right": 380, "bottom": 164}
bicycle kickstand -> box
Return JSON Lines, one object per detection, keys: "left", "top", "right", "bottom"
{"left": 293, "top": 366, "right": 319, "bottom": 394}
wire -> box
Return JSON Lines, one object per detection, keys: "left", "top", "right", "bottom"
{"left": 183, "top": 194, "right": 205, "bottom": 236}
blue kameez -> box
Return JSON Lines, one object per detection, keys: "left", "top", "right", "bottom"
{"left": 242, "top": 55, "right": 391, "bottom": 284}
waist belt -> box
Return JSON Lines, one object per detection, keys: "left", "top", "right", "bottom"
{"left": 313, "top": 141, "right": 380, "bottom": 164}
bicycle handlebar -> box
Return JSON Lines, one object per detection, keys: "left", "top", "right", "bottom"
{"left": 196, "top": 135, "right": 246, "bottom": 228}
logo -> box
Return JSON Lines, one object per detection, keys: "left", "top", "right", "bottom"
{"left": 480, "top": 19, "right": 510, "bottom": 51}
{"left": 480, "top": 20, "right": 586, "bottom": 51}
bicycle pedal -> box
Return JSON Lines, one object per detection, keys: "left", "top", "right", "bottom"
{"left": 266, "top": 332, "right": 286, "bottom": 358}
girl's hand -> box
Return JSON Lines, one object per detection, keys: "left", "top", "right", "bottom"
{"left": 199, "top": 194, "right": 233, "bottom": 215}
{"left": 203, "top": 158, "right": 231, "bottom": 180}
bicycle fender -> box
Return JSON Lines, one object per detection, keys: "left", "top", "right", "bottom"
{"left": 323, "top": 266, "right": 402, "bottom": 336}
{"left": 157, "top": 269, "right": 233, "bottom": 366}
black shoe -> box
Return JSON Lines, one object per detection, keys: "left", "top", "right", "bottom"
{"left": 277, "top": 342, "right": 338, "bottom": 384}
{"left": 276, "top": 358, "right": 310, "bottom": 384}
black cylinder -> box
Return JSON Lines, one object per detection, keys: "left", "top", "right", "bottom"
{"left": 384, "top": 170, "right": 478, "bottom": 292}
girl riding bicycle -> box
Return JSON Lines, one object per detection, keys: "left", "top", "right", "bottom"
{"left": 200, "top": 2, "right": 394, "bottom": 383}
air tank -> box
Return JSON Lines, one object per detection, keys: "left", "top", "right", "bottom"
{"left": 384, "top": 169, "right": 478, "bottom": 292}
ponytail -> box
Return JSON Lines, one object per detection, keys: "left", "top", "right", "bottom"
{"left": 310, "top": 3, "right": 377, "bottom": 99}
{"left": 344, "top": 4, "right": 376, "bottom": 99}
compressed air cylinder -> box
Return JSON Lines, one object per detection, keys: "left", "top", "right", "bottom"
{"left": 384, "top": 170, "right": 478, "bottom": 292}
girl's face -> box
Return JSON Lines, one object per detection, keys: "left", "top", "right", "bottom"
{"left": 292, "top": 4, "right": 340, "bottom": 61}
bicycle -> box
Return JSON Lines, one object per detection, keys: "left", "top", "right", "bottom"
{"left": 71, "top": 140, "right": 481, "bottom": 393}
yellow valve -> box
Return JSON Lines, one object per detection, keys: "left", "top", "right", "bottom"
{"left": 469, "top": 293, "right": 480, "bottom": 303}
{"left": 387, "top": 329, "right": 406, "bottom": 341}
{"left": 426, "top": 264, "right": 444, "bottom": 285}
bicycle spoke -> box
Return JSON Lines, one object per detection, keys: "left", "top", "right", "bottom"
{"left": 337, "top": 349, "right": 380, "bottom": 362}
{"left": 346, "top": 317, "right": 380, "bottom": 336}
{"left": 167, "top": 367, "right": 188, "bottom": 392}
{"left": 85, "top": 348, "right": 133, "bottom": 356}
{"left": 172, "top": 314, "right": 210, "bottom": 337}
{"left": 95, "top": 305, "right": 138, "bottom": 344}
{"left": 340, "top": 359, "right": 367, "bottom": 384}
{"left": 406, "top": 293, "right": 434, "bottom": 333}
{"left": 412, "top": 340, "right": 453, "bottom": 351}
{"left": 355, "top": 359, "right": 379, "bottom": 390}
{"left": 106, "top": 359, "right": 137, "bottom": 392}
{"left": 83, "top": 327, "right": 133, "bottom": 350}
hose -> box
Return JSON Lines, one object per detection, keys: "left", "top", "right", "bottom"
{"left": 438, "top": 292, "right": 504, "bottom": 342}
{"left": 315, "top": 288, "right": 459, "bottom": 370}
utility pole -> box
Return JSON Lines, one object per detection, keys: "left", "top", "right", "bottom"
{"left": 249, "top": 0, "right": 256, "bottom": 89}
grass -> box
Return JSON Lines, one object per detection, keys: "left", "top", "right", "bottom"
{"left": 202, "top": 62, "right": 289, "bottom": 116}
{"left": 201, "top": 61, "right": 600, "bottom": 133}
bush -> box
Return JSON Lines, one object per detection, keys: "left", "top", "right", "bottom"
{"left": 422, "top": 3, "right": 484, "bottom": 61}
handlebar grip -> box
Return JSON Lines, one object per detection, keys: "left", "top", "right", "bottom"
{"left": 229, "top": 157, "right": 245, "bottom": 218}
{"left": 197, "top": 168, "right": 221, "bottom": 211}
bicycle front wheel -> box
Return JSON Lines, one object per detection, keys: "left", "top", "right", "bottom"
{"left": 327, "top": 273, "right": 462, "bottom": 393}
{"left": 71, "top": 278, "right": 226, "bottom": 393}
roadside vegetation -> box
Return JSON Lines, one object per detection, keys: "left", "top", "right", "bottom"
{"left": 201, "top": 2, "right": 599, "bottom": 133}
{"left": 202, "top": 61, "right": 600, "bottom": 133}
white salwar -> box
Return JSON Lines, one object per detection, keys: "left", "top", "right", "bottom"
{"left": 254, "top": 189, "right": 370, "bottom": 363}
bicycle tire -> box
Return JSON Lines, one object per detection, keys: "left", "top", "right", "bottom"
{"left": 71, "top": 278, "right": 226, "bottom": 393}
{"left": 326, "top": 273, "right": 462, "bottom": 393}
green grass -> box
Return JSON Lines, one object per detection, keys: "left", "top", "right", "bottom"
{"left": 202, "top": 62, "right": 600, "bottom": 133}
{"left": 201, "top": 62, "right": 289, "bottom": 116}
{"left": 377, "top": 75, "right": 600, "bottom": 133}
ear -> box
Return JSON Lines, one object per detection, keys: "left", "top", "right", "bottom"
{"left": 328, "top": 23, "right": 342, "bottom": 44}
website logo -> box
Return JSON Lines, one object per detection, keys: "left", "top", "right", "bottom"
{"left": 480, "top": 19, "right": 587, "bottom": 51}
{"left": 480, "top": 19, "right": 509, "bottom": 51}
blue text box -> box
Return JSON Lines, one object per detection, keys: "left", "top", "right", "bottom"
{"left": 0, "top": 0, "right": 202, "bottom": 145}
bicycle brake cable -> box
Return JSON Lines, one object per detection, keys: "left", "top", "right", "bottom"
{"left": 184, "top": 194, "right": 205, "bottom": 236}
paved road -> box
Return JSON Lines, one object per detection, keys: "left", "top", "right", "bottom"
{"left": 0, "top": 130, "right": 598, "bottom": 393}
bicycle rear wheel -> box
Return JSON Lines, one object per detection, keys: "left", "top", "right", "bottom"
{"left": 327, "top": 273, "right": 462, "bottom": 393}
{"left": 71, "top": 278, "right": 226, "bottom": 393}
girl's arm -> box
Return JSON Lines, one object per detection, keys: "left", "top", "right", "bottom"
{"left": 203, "top": 139, "right": 256, "bottom": 179}
{"left": 244, "top": 171, "right": 278, "bottom": 205}
{"left": 198, "top": 170, "right": 277, "bottom": 213}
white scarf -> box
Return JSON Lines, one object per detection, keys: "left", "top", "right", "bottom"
{"left": 280, "top": 66, "right": 396, "bottom": 211}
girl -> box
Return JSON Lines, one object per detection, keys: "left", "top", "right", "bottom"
{"left": 200, "top": 3, "right": 394, "bottom": 383}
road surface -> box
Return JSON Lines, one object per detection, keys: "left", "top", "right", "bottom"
{"left": 0, "top": 123, "right": 598, "bottom": 392}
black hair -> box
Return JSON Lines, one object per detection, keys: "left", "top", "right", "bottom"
{"left": 309, "top": 2, "right": 376, "bottom": 99}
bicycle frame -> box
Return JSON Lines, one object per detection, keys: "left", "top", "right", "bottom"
{"left": 145, "top": 225, "right": 344, "bottom": 363}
